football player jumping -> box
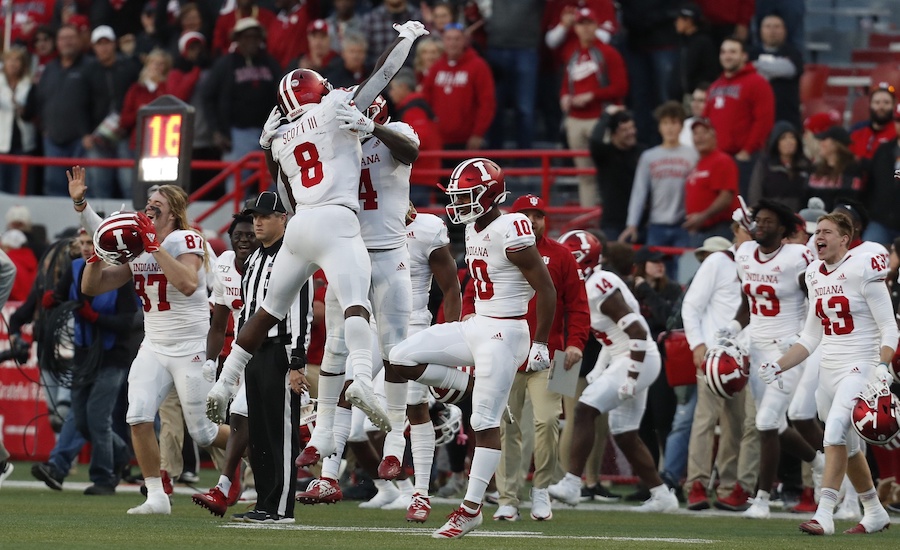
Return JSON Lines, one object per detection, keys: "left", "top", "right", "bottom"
{"left": 205, "top": 22, "right": 430, "bottom": 454}
{"left": 760, "top": 212, "right": 896, "bottom": 536}
{"left": 547, "top": 231, "right": 679, "bottom": 513}
{"left": 388, "top": 158, "right": 556, "bottom": 539}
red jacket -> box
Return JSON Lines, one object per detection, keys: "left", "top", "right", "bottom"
{"left": 167, "top": 66, "right": 201, "bottom": 103}
{"left": 461, "top": 234, "right": 591, "bottom": 371}
{"left": 7, "top": 247, "right": 36, "bottom": 302}
{"left": 120, "top": 81, "right": 169, "bottom": 149}
{"left": 212, "top": 6, "right": 277, "bottom": 56}
{"left": 267, "top": 4, "right": 312, "bottom": 71}
{"left": 543, "top": 0, "right": 619, "bottom": 68}
{"left": 421, "top": 48, "right": 496, "bottom": 145}
{"left": 395, "top": 92, "right": 442, "bottom": 187}
{"left": 704, "top": 64, "right": 775, "bottom": 156}
{"left": 850, "top": 123, "right": 897, "bottom": 160}
{"left": 695, "top": 0, "right": 755, "bottom": 26}
{"left": 685, "top": 149, "right": 740, "bottom": 228}
{"left": 559, "top": 39, "right": 628, "bottom": 119}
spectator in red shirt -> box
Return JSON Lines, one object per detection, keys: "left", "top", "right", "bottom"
{"left": 420, "top": 23, "right": 495, "bottom": 156}
{"left": 704, "top": 37, "right": 774, "bottom": 198}
{"left": 294, "top": 19, "right": 338, "bottom": 72}
{"left": 388, "top": 68, "right": 443, "bottom": 206}
{"left": 480, "top": 194, "right": 590, "bottom": 522}
{"left": 212, "top": 0, "right": 276, "bottom": 57}
{"left": 267, "top": 0, "right": 314, "bottom": 71}
{"left": 849, "top": 84, "right": 897, "bottom": 161}
{"left": 119, "top": 48, "right": 172, "bottom": 150}
{"left": 559, "top": 7, "right": 628, "bottom": 207}
{"left": 684, "top": 117, "right": 739, "bottom": 246}
{"left": 1, "top": 229, "right": 36, "bottom": 302}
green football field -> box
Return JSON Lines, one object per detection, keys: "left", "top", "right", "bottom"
{"left": 1, "top": 462, "right": 898, "bottom": 549}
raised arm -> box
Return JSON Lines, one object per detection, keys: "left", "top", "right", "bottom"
{"left": 352, "top": 21, "right": 428, "bottom": 111}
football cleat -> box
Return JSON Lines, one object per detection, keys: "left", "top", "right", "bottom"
{"left": 192, "top": 487, "right": 228, "bottom": 517}
{"left": 844, "top": 508, "right": 891, "bottom": 534}
{"left": 378, "top": 456, "right": 402, "bottom": 480}
{"left": 742, "top": 497, "right": 771, "bottom": 519}
{"left": 345, "top": 379, "right": 392, "bottom": 432}
{"left": 406, "top": 493, "right": 431, "bottom": 523}
{"left": 296, "top": 477, "right": 343, "bottom": 504}
{"left": 799, "top": 518, "right": 833, "bottom": 535}
{"left": 226, "top": 467, "right": 242, "bottom": 507}
{"left": 432, "top": 506, "right": 483, "bottom": 539}
{"left": 296, "top": 435, "right": 336, "bottom": 467}
{"left": 0, "top": 462, "right": 14, "bottom": 489}
{"left": 715, "top": 484, "right": 752, "bottom": 511}
{"left": 127, "top": 494, "right": 171, "bottom": 515}
{"left": 359, "top": 483, "right": 400, "bottom": 509}
{"left": 530, "top": 488, "right": 553, "bottom": 520}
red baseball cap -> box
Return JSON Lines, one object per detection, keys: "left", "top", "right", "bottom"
{"left": 307, "top": 19, "right": 329, "bottom": 34}
{"left": 510, "top": 194, "right": 547, "bottom": 215}
{"left": 803, "top": 110, "right": 841, "bottom": 134}
{"left": 575, "top": 7, "right": 596, "bottom": 23}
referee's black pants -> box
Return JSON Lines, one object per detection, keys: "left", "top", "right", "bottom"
{"left": 245, "top": 339, "right": 300, "bottom": 518}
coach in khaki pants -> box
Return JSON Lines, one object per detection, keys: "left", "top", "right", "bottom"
{"left": 483, "top": 196, "right": 591, "bottom": 521}
{"left": 681, "top": 231, "right": 759, "bottom": 511}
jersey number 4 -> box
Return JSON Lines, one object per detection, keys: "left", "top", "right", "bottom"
{"left": 358, "top": 168, "right": 378, "bottom": 210}
{"left": 815, "top": 295, "right": 854, "bottom": 335}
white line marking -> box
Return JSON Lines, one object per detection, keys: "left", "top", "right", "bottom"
{"left": 222, "top": 523, "right": 718, "bottom": 543}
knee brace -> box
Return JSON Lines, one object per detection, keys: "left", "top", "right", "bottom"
{"left": 469, "top": 399, "right": 501, "bottom": 432}
{"left": 823, "top": 418, "right": 851, "bottom": 448}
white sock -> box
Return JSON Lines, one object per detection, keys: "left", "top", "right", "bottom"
{"left": 416, "top": 364, "right": 469, "bottom": 392}
{"left": 409, "top": 422, "right": 435, "bottom": 493}
{"left": 650, "top": 484, "right": 669, "bottom": 498}
{"left": 216, "top": 474, "right": 231, "bottom": 494}
{"left": 344, "top": 316, "right": 374, "bottom": 382}
{"left": 463, "top": 447, "right": 501, "bottom": 506}
{"left": 396, "top": 477, "right": 414, "bottom": 496}
{"left": 859, "top": 487, "right": 881, "bottom": 515}
{"left": 321, "top": 406, "right": 352, "bottom": 479}
{"left": 374, "top": 479, "right": 394, "bottom": 492}
{"left": 145, "top": 476, "right": 164, "bottom": 497}
{"left": 815, "top": 488, "right": 839, "bottom": 522}
{"left": 382, "top": 381, "right": 409, "bottom": 458}
{"left": 315, "top": 374, "right": 345, "bottom": 437}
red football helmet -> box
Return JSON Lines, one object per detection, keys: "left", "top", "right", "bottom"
{"left": 277, "top": 69, "right": 332, "bottom": 121}
{"left": 852, "top": 383, "right": 900, "bottom": 446}
{"left": 366, "top": 94, "right": 389, "bottom": 126}
{"left": 428, "top": 366, "right": 474, "bottom": 404}
{"left": 558, "top": 230, "right": 602, "bottom": 277}
{"left": 93, "top": 212, "right": 145, "bottom": 265}
{"left": 444, "top": 158, "right": 508, "bottom": 225}
{"left": 704, "top": 341, "right": 749, "bottom": 399}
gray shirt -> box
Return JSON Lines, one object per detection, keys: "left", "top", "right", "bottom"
{"left": 626, "top": 144, "right": 698, "bottom": 227}
{"left": 486, "top": 0, "right": 543, "bottom": 49}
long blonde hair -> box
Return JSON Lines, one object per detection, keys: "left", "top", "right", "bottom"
{"left": 3, "top": 46, "right": 31, "bottom": 80}
{"left": 156, "top": 185, "right": 210, "bottom": 269}
{"left": 140, "top": 48, "right": 172, "bottom": 84}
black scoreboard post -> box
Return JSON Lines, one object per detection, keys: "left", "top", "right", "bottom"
{"left": 132, "top": 95, "right": 195, "bottom": 209}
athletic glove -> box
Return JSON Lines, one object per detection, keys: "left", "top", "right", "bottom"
{"left": 259, "top": 106, "right": 284, "bottom": 150}
{"left": 335, "top": 102, "right": 374, "bottom": 134}
{"left": 41, "top": 290, "right": 58, "bottom": 310}
{"left": 201, "top": 359, "right": 218, "bottom": 383}
{"left": 393, "top": 20, "right": 429, "bottom": 41}
{"left": 714, "top": 320, "right": 742, "bottom": 341}
{"left": 875, "top": 362, "right": 893, "bottom": 386}
{"left": 206, "top": 378, "right": 236, "bottom": 424}
{"left": 525, "top": 341, "right": 550, "bottom": 372}
{"left": 759, "top": 362, "right": 783, "bottom": 388}
{"left": 134, "top": 212, "right": 160, "bottom": 253}
{"left": 77, "top": 300, "right": 99, "bottom": 323}
{"left": 617, "top": 376, "right": 637, "bottom": 401}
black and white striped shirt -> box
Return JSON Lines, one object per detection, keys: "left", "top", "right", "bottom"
{"left": 239, "top": 238, "right": 309, "bottom": 349}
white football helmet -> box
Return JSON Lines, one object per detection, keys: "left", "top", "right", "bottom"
{"left": 433, "top": 403, "right": 463, "bottom": 446}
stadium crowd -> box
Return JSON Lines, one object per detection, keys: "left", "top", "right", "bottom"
{"left": 1, "top": 0, "right": 900, "bottom": 541}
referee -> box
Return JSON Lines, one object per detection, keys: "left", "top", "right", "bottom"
{"left": 237, "top": 191, "right": 309, "bottom": 523}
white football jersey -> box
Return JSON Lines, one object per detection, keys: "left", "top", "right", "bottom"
{"left": 585, "top": 268, "right": 652, "bottom": 357}
{"left": 466, "top": 213, "right": 535, "bottom": 318}
{"left": 736, "top": 242, "right": 813, "bottom": 341}
{"left": 271, "top": 88, "right": 362, "bottom": 212}
{"left": 406, "top": 213, "right": 450, "bottom": 320}
{"left": 804, "top": 251, "right": 888, "bottom": 368}
{"left": 212, "top": 250, "right": 244, "bottom": 327}
{"left": 358, "top": 121, "right": 419, "bottom": 250}
{"left": 129, "top": 229, "right": 210, "bottom": 346}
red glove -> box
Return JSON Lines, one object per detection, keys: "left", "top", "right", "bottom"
{"left": 41, "top": 290, "right": 58, "bottom": 310}
{"left": 78, "top": 300, "right": 99, "bottom": 323}
{"left": 134, "top": 212, "right": 161, "bottom": 253}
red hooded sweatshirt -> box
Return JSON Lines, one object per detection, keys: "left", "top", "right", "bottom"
{"left": 704, "top": 64, "right": 775, "bottom": 156}
{"left": 421, "top": 47, "right": 496, "bottom": 146}
{"left": 394, "top": 91, "right": 442, "bottom": 188}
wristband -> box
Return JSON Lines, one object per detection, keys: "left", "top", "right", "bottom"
{"left": 73, "top": 198, "right": 86, "bottom": 207}
{"left": 628, "top": 338, "right": 649, "bottom": 352}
